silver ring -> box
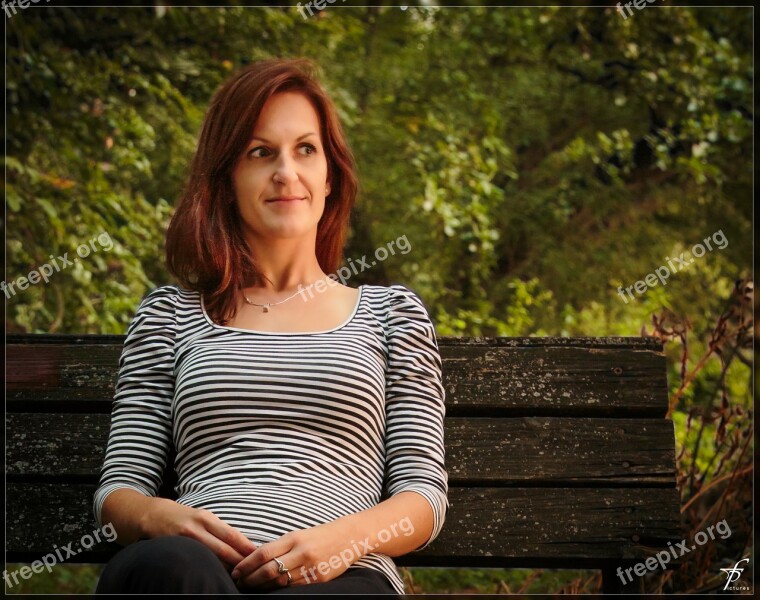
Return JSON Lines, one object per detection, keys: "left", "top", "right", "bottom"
{"left": 273, "top": 557, "right": 288, "bottom": 574}
{"left": 272, "top": 557, "right": 291, "bottom": 586}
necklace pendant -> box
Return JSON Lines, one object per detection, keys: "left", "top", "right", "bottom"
{"left": 262, "top": 304, "right": 270, "bottom": 313}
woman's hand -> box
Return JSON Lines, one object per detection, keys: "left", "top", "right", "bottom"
{"left": 141, "top": 497, "right": 257, "bottom": 572}
{"left": 230, "top": 518, "right": 363, "bottom": 591}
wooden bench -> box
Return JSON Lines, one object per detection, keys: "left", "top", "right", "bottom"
{"left": 6, "top": 334, "right": 682, "bottom": 593}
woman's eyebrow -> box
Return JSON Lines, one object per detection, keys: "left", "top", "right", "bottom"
{"left": 249, "top": 132, "right": 318, "bottom": 143}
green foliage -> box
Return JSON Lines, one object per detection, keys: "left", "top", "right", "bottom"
{"left": 5, "top": 4, "right": 751, "bottom": 337}
{"left": 4, "top": 563, "right": 101, "bottom": 594}
{"left": 404, "top": 566, "right": 598, "bottom": 594}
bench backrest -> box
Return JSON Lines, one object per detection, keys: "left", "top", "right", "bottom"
{"left": 6, "top": 334, "right": 682, "bottom": 573}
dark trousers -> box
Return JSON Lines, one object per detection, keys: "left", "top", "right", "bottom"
{"left": 94, "top": 535, "right": 402, "bottom": 595}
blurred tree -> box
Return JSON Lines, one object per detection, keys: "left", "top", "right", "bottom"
{"left": 5, "top": 4, "right": 751, "bottom": 338}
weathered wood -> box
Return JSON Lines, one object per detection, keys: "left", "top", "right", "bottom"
{"left": 6, "top": 337, "right": 668, "bottom": 416}
{"left": 7, "top": 414, "right": 676, "bottom": 486}
{"left": 5, "top": 484, "right": 682, "bottom": 566}
{"left": 4, "top": 333, "right": 681, "bottom": 588}
{"left": 442, "top": 345, "right": 667, "bottom": 416}
{"left": 5, "top": 334, "right": 665, "bottom": 349}
{"left": 445, "top": 417, "right": 676, "bottom": 485}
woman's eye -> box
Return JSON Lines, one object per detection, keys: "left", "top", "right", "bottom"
{"left": 248, "top": 147, "right": 268, "bottom": 158}
{"left": 247, "top": 143, "right": 317, "bottom": 158}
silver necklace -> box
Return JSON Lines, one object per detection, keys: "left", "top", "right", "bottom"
{"left": 242, "top": 286, "right": 308, "bottom": 313}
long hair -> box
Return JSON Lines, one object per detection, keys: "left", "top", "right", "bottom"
{"left": 165, "top": 57, "right": 359, "bottom": 325}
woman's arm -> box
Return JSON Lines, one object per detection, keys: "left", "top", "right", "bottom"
{"left": 377, "top": 284, "right": 449, "bottom": 552}
{"left": 93, "top": 286, "right": 179, "bottom": 535}
{"left": 336, "top": 490, "right": 435, "bottom": 558}
{"left": 100, "top": 488, "right": 171, "bottom": 545}
{"left": 101, "top": 488, "right": 257, "bottom": 570}
{"left": 314, "top": 284, "right": 449, "bottom": 560}
{"left": 94, "top": 286, "right": 256, "bottom": 568}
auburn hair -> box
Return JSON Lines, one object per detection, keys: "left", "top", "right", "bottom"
{"left": 165, "top": 57, "right": 359, "bottom": 326}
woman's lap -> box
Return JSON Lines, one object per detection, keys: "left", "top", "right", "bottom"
{"left": 263, "top": 566, "right": 399, "bottom": 596}
{"left": 94, "top": 535, "right": 401, "bottom": 596}
{"left": 94, "top": 535, "right": 239, "bottom": 594}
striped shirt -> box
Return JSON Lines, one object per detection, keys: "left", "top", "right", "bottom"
{"left": 92, "top": 283, "right": 449, "bottom": 595}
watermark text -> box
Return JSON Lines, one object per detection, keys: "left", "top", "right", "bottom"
{"left": 616, "top": 518, "right": 731, "bottom": 585}
{"left": 4, "top": 522, "right": 118, "bottom": 588}
{"left": 617, "top": 229, "right": 728, "bottom": 304}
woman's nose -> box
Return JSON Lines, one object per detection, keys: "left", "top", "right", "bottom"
{"left": 272, "top": 156, "right": 299, "bottom": 184}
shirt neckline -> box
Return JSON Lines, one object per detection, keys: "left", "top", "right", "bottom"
{"left": 200, "top": 285, "right": 364, "bottom": 335}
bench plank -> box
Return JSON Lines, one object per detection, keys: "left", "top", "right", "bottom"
{"left": 5, "top": 483, "right": 681, "bottom": 567}
{"left": 7, "top": 414, "right": 675, "bottom": 486}
{"left": 6, "top": 338, "right": 667, "bottom": 416}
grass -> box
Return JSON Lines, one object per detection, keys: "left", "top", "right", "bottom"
{"left": 3, "top": 563, "right": 599, "bottom": 594}
{"left": 4, "top": 563, "right": 102, "bottom": 594}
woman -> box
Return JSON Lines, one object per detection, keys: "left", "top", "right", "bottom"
{"left": 92, "top": 57, "right": 448, "bottom": 595}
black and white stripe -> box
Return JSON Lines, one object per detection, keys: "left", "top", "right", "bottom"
{"left": 93, "top": 283, "right": 449, "bottom": 594}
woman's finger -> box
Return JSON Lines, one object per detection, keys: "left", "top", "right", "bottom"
{"left": 236, "top": 550, "right": 299, "bottom": 589}
{"left": 189, "top": 528, "right": 250, "bottom": 568}
{"left": 238, "top": 566, "right": 303, "bottom": 592}
{"left": 231, "top": 536, "right": 291, "bottom": 580}
{"left": 204, "top": 514, "right": 258, "bottom": 558}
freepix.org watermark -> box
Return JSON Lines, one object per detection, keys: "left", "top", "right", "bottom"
{"left": 296, "top": 234, "right": 411, "bottom": 301}
{"left": 296, "top": 0, "right": 344, "bottom": 21}
{"left": 299, "top": 516, "right": 414, "bottom": 583}
{"left": 616, "top": 518, "right": 732, "bottom": 585}
{"left": 3, "top": 522, "right": 118, "bottom": 588}
{"left": 617, "top": 229, "right": 728, "bottom": 304}
{"left": 2, "top": 0, "right": 51, "bottom": 19}
{"left": 1, "top": 231, "right": 114, "bottom": 300}
{"left": 616, "top": 0, "right": 661, "bottom": 20}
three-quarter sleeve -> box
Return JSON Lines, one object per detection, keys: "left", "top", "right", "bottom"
{"left": 382, "top": 284, "right": 449, "bottom": 552}
{"left": 92, "top": 285, "right": 178, "bottom": 530}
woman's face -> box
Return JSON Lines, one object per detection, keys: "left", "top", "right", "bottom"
{"left": 232, "top": 91, "right": 330, "bottom": 241}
